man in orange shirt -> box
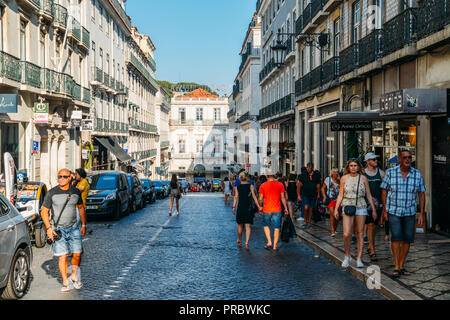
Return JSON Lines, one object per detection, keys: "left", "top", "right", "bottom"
{"left": 258, "top": 169, "right": 289, "bottom": 251}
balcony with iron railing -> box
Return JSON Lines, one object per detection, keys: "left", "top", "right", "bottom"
{"left": 321, "top": 56, "right": 340, "bottom": 85}
{"left": 302, "top": 3, "right": 312, "bottom": 30}
{"left": 339, "top": 43, "right": 359, "bottom": 76}
{"left": 295, "top": 15, "right": 303, "bottom": 37}
{"left": 417, "top": 0, "right": 450, "bottom": 40}
{"left": 53, "top": 4, "right": 68, "bottom": 28}
{"left": 259, "top": 94, "right": 294, "bottom": 121}
{"left": 81, "top": 27, "right": 90, "bottom": 49}
{"left": 82, "top": 87, "right": 91, "bottom": 104}
{"left": 0, "top": 51, "right": 22, "bottom": 82}
{"left": 284, "top": 36, "right": 295, "bottom": 58}
{"left": 382, "top": 8, "right": 418, "bottom": 56}
{"left": 69, "top": 17, "right": 81, "bottom": 41}
{"left": 128, "top": 53, "right": 159, "bottom": 90}
{"left": 259, "top": 58, "right": 276, "bottom": 82}
{"left": 103, "top": 72, "right": 110, "bottom": 87}
{"left": 20, "top": 61, "right": 41, "bottom": 88}
{"left": 39, "top": 0, "right": 54, "bottom": 18}
{"left": 72, "top": 83, "right": 81, "bottom": 101}
{"left": 310, "top": 65, "right": 322, "bottom": 91}
{"left": 358, "top": 29, "right": 383, "bottom": 67}
{"left": 146, "top": 53, "right": 156, "bottom": 72}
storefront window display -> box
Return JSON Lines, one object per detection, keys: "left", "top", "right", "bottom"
{"left": 371, "top": 120, "right": 417, "bottom": 170}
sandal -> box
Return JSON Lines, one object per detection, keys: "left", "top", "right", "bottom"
{"left": 69, "top": 277, "right": 83, "bottom": 290}
{"left": 369, "top": 253, "right": 378, "bottom": 262}
{"left": 400, "top": 269, "right": 411, "bottom": 276}
{"left": 273, "top": 247, "right": 279, "bottom": 252}
{"left": 61, "top": 284, "right": 71, "bottom": 292}
{"left": 244, "top": 243, "right": 249, "bottom": 249}
{"left": 392, "top": 269, "right": 401, "bottom": 278}
{"left": 264, "top": 244, "right": 272, "bottom": 250}
{"left": 237, "top": 240, "right": 242, "bottom": 246}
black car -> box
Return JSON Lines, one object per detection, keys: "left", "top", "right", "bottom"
{"left": 141, "top": 179, "right": 156, "bottom": 204}
{"left": 127, "top": 174, "right": 145, "bottom": 213}
{"left": 152, "top": 180, "right": 166, "bottom": 199}
{"left": 86, "top": 171, "right": 130, "bottom": 220}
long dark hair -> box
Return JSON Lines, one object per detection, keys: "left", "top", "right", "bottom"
{"left": 170, "top": 174, "right": 178, "bottom": 186}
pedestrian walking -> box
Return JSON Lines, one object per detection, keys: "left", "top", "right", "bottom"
{"left": 223, "top": 177, "right": 232, "bottom": 206}
{"left": 364, "top": 153, "right": 385, "bottom": 262}
{"left": 334, "top": 159, "right": 377, "bottom": 268}
{"left": 285, "top": 173, "right": 301, "bottom": 222}
{"left": 74, "top": 168, "right": 89, "bottom": 225}
{"left": 40, "top": 169, "right": 87, "bottom": 292}
{"left": 169, "top": 174, "right": 182, "bottom": 216}
{"left": 298, "top": 163, "right": 321, "bottom": 228}
{"left": 258, "top": 169, "right": 289, "bottom": 251}
{"left": 232, "top": 172, "right": 261, "bottom": 249}
{"left": 321, "top": 168, "right": 341, "bottom": 237}
{"left": 381, "top": 149, "right": 426, "bottom": 278}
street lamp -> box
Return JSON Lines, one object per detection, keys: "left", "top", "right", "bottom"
{"left": 271, "top": 29, "right": 330, "bottom": 68}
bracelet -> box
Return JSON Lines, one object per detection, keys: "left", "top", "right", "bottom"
{"left": 81, "top": 225, "right": 87, "bottom": 228}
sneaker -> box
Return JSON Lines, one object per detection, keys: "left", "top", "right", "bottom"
{"left": 169, "top": 211, "right": 172, "bottom": 216}
{"left": 364, "top": 235, "right": 369, "bottom": 244}
{"left": 342, "top": 256, "right": 352, "bottom": 268}
{"left": 331, "top": 233, "right": 336, "bottom": 237}
{"left": 297, "top": 217, "right": 304, "bottom": 221}
{"left": 352, "top": 235, "right": 357, "bottom": 243}
{"left": 357, "top": 259, "right": 364, "bottom": 268}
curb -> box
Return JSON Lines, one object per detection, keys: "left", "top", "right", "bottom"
{"left": 295, "top": 225, "right": 423, "bottom": 300}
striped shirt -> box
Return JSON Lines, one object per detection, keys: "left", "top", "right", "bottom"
{"left": 380, "top": 166, "right": 426, "bottom": 217}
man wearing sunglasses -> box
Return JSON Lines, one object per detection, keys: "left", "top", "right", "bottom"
{"left": 381, "top": 150, "right": 426, "bottom": 279}
{"left": 41, "top": 169, "right": 86, "bottom": 292}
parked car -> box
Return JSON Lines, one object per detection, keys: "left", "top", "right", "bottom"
{"left": 127, "top": 174, "right": 145, "bottom": 213}
{"left": 212, "top": 180, "right": 222, "bottom": 192}
{"left": 152, "top": 181, "right": 168, "bottom": 199}
{"left": 86, "top": 171, "right": 130, "bottom": 220}
{"left": 141, "top": 179, "right": 156, "bottom": 204}
{"left": 0, "top": 193, "right": 33, "bottom": 300}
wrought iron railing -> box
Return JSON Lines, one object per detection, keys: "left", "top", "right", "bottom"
{"left": 70, "top": 18, "right": 81, "bottom": 40}
{"left": 339, "top": 43, "right": 359, "bottom": 75}
{"left": 259, "top": 58, "right": 275, "bottom": 82}
{"left": 302, "top": 3, "right": 312, "bottom": 29}
{"left": 310, "top": 66, "right": 322, "bottom": 91}
{"left": 259, "top": 94, "right": 294, "bottom": 121}
{"left": 109, "top": 0, "right": 132, "bottom": 29}
{"left": 284, "top": 36, "right": 295, "bottom": 56}
{"left": 311, "top": 0, "right": 326, "bottom": 20}
{"left": 81, "top": 27, "right": 90, "bottom": 48}
{"left": 301, "top": 72, "right": 311, "bottom": 95}
{"left": 103, "top": 73, "right": 110, "bottom": 87}
{"left": 72, "top": 83, "right": 81, "bottom": 101}
{"left": 359, "top": 29, "right": 383, "bottom": 66}
{"left": 21, "top": 61, "right": 41, "bottom": 87}
{"left": 295, "top": 15, "right": 303, "bottom": 36}
{"left": 382, "top": 8, "right": 418, "bottom": 56}
{"left": 321, "top": 56, "right": 340, "bottom": 84}
{"left": 82, "top": 87, "right": 91, "bottom": 104}
{"left": 417, "top": 0, "right": 450, "bottom": 39}
{"left": 0, "top": 51, "right": 22, "bottom": 82}
{"left": 40, "top": 0, "right": 54, "bottom": 16}
{"left": 54, "top": 4, "right": 68, "bottom": 27}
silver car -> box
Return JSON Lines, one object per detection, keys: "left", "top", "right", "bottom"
{"left": 0, "top": 193, "right": 33, "bottom": 299}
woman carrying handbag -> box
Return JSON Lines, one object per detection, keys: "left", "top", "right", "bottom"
{"left": 334, "top": 159, "right": 377, "bottom": 268}
{"left": 232, "top": 172, "right": 261, "bottom": 249}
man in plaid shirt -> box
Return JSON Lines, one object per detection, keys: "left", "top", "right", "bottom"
{"left": 381, "top": 150, "right": 426, "bottom": 278}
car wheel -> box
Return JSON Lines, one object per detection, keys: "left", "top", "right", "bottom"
{"left": 112, "top": 202, "right": 122, "bottom": 221}
{"left": 35, "top": 224, "right": 46, "bottom": 248}
{"left": 1, "top": 248, "right": 31, "bottom": 300}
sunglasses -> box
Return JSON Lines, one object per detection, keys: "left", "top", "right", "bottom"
{"left": 58, "top": 175, "right": 71, "bottom": 179}
{"left": 402, "top": 156, "right": 413, "bottom": 160}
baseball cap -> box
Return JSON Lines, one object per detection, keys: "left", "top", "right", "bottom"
{"left": 364, "top": 152, "right": 378, "bottom": 161}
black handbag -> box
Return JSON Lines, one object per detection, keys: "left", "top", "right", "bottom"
{"left": 343, "top": 175, "right": 361, "bottom": 216}
{"left": 248, "top": 189, "right": 258, "bottom": 214}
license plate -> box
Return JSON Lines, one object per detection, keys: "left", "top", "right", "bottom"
{"left": 87, "top": 205, "right": 98, "bottom": 210}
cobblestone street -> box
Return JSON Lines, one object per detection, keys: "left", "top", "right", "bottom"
{"left": 23, "top": 193, "right": 384, "bottom": 300}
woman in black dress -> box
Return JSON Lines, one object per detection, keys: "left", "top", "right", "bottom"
{"left": 232, "top": 172, "right": 261, "bottom": 249}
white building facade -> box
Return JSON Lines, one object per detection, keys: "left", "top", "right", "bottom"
{"left": 169, "top": 89, "right": 229, "bottom": 183}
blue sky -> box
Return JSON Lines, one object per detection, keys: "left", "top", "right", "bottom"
{"left": 126, "top": 0, "right": 257, "bottom": 95}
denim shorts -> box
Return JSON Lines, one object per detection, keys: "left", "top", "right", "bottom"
{"left": 389, "top": 214, "right": 416, "bottom": 244}
{"left": 262, "top": 212, "right": 282, "bottom": 230}
{"left": 302, "top": 196, "right": 316, "bottom": 209}
{"left": 53, "top": 224, "right": 83, "bottom": 257}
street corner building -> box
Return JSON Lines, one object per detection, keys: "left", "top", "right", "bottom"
{"left": 0, "top": 0, "right": 171, "bottom": 188}
{"left": 169, "top": 88, "right": 230, "bottom": 184}
{"left": 227, "top": 0, "right": 450, "bottom": 235}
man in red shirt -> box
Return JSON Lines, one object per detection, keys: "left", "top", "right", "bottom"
{"left": 258, "top": 169, "right": 289, "bottom": 251}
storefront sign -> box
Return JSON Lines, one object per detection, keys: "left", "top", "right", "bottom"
{"left": 380, "top": 89, "right": 449, "bottom": 115}
{"left": 331, "top": 121, "right": 373, "bottom": 131}
{"left": 32, "top": 141, "right": 39, "bottom": 155}
{"left": 71, "top": 119, "right": 82, "bottom": 127}
{"left": 34, "top": 102, "right": 49, "bottom": 124}
{"left": 71, "top": 110, "right": 83, "bottom": 120}
{"left": 81, "top": 119, "right": 94, "bottom": 131}
{"left": 0, "top": 94, "right": 18, "bottom": 113}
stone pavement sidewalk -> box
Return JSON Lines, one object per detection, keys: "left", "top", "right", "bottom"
{"left": 293, "top": 216, "right": 450, "bottom": 300}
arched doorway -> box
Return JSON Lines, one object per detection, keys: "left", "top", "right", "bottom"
{"left": 193, "top": 164, "right": 206, "bottom": 183}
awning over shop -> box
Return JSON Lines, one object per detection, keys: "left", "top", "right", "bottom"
{"left": 94, "top": 137, "right": 132, "bottom": 164}
{"left": 308, "top": 111, "right": 417, "bottom": 123}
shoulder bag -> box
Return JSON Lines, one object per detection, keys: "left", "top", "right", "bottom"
{"left": 47, "top": 188, "right": 73, "bottom": 245}
{"left": 343, "top": 175, "right": 361, "bottom": 216}
{"left": 248, "top": 186, "right": 258, "bottom": 215}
